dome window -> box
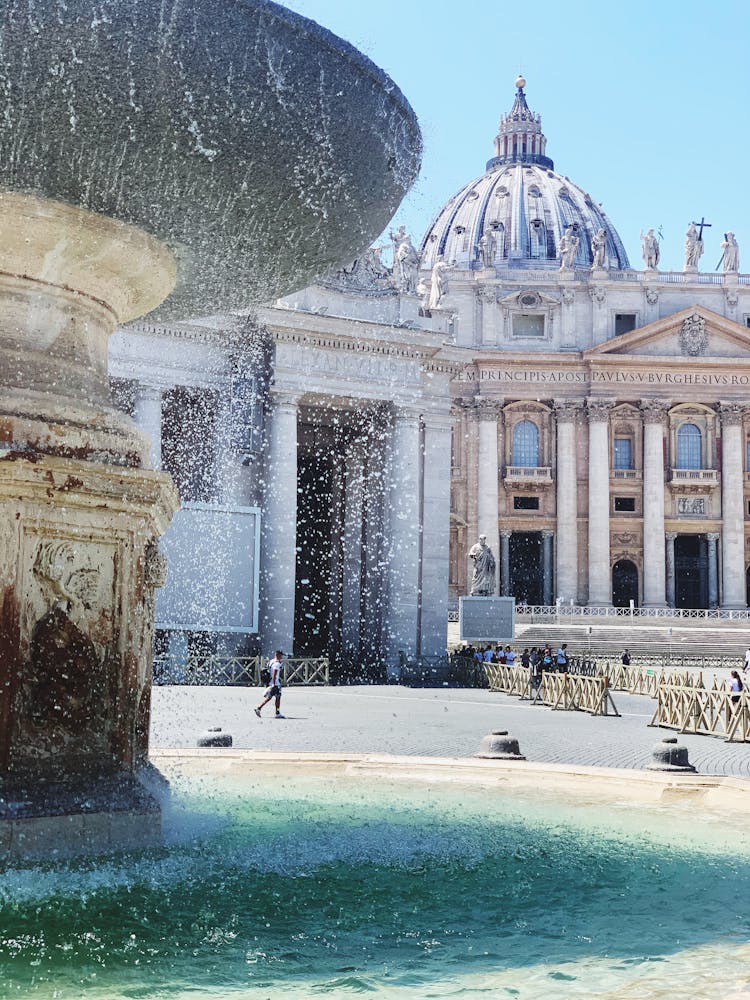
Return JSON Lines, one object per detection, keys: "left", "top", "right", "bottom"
{"left": 454, "top": 225, "right": 466, "bottom": 235}
{"left": 528, "top": 186, "right": 541, "bottom": 198}
{"left": 519, "top": 291, "right": 541, "bottom": 308}
{"left": 529, "top": 219, "right": 546, "bottom": 258}
{"left": 495, "top": 186, "right": 509, "bottom": 198}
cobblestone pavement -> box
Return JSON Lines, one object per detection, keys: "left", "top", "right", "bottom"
{"left": 151, "top": 684, "right": 750, "bottom": 778}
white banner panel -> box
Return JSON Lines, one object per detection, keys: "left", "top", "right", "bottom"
{"left": 155, "top": 503, "right": 260, "bottom": 633}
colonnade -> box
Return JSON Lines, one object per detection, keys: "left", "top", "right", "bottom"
{"left": 458, "top": 396, "right": 749, "bottom": 610}
{"left": 260, "top": 390, "right": 452, "bottom": 662}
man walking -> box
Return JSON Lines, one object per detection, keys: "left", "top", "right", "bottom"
{"left": 255, "top": 650, "right": 285, "bottom": 718}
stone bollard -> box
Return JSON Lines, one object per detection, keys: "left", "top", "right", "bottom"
{"left": 197, "top": 727, "right": 233, "bottom": 748}
{"left": 475, "top": 730, "right": 526, "bottom": 760}
{"left": 647, "top": 735, "right": 696, "bottom": 773}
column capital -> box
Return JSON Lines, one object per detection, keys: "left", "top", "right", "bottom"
{"left": 136, "top": 382, "right": 164, "bottom": 401}
{"left": 553, "top": 397, "right": 585, "bottom": 423}
{"left": 392, "top": 402, "right": 424, "bottom": 424}
{"left": 269, "top": 388, "right": 301, "bottom": 411}
{"left": 640, "top": 399, "right": 670, "bottom": 424}
{"left": 586, "top": 397, "right": 616, "bottom": 423}
{"left": 665, "top": 532, "right": 677, "bottom": 541}
{"left": 719, "top": 402, "right": 747, "bottom": 427}
{"left": 541, "top": 529, "right": 554, "bottom": 539}
{"left": 707, "top": 531, "right": 720, "bottom": 542}
{"left": 475, "top": 397, "right": 503, "bottom": 422}
{"left": 500, "top": 529, "right": 512, "bottom": 539}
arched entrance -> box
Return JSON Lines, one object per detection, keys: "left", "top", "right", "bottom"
{"left": 612, "top": 559, "right": 638, "bottom": 607}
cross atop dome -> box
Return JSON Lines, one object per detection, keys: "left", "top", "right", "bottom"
{"left": 486, "top": 77, "right": 554, "bottom": 172}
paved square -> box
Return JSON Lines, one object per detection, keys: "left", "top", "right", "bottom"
{"left": 151, "top": 684, "right": 750, "bottom": 777}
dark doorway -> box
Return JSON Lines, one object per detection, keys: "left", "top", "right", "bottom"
{"left": 612, "top": 559, "right": 638, "bottom": 607}
{"left": 674, "top": 535, "right": 708, "bottom": 609}
{"left": 295, "top": 424, "right": 336, "bottom": 656}
{"left": 509, "top": 532, "right": 543, "bottom": 605}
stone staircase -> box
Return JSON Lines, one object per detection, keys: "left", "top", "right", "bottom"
{"left": 448, "top": 620, "right": 750, "bottom": 660}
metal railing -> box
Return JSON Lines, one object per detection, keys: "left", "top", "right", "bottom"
{"left": 153, "top": 655, "right": 330, "bottom": 686}
{"left": 514, "top": 604, "right": 750, "bottom": 623}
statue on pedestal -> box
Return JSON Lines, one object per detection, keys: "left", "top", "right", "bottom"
{"left": 469, "top": 534, "right": 496, "bottom": 596}
{"left": 477, "top": 228, "right": 497, "bottom": 268}
{"left": 684, "top": 223, "right": 704, "bottom": 270}
{"left": 427, "top": 257, "right": 451, "bottom": 309}
{"left": 390, "top": 225, "right": 420, "bottom": 293}
{"left": 640, "top": 228, "right": 660, "bottom": 270}
{"left": 591, "top": 228, "right": 607, "bottom": 269}
{"left": 721, "top": 232, "right": 740, "bottom": 273}
{"left": 559, "top": 227, "right": 579, "bottom": 269}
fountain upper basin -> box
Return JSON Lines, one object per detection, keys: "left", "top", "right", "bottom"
{"left": 0, "top": 0, "right": 422, "bottom": 318}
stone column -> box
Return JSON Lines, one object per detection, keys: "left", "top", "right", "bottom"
{"left": 542, "top": 529, "right": 554, "bottom": 606}
{"left": 421, "top": 410, "right": 453, "bottom": 656}
{"left": 553, "top": 399, "right": 583, "bottom": 604}
{"left": 133, "top": 383, "right": 163, "bottom": 468}
{"left": 707, "top": 531, "right": 719, "bottom": 608}
{"left": 719, "top": 403, "right": 747, "bottom": 608}
{"left": 641, "top": 400, "right": 668, "bottom": 607}
{"left": 360, "top": 406, "right": 389, "bottom": 657}
{"left": 476, "top": 398, "right": 500, "bottom": 594}
{"left": 384, "top": 405, "right": 422, "bottom": 665}
{"left": 259, "top": 390, "right": 299, "bottom": 655}
{"left": 665, "top": 532, "right": 677, "bottom": 608}
{"left": 587, "top": 398, "right": 614, "bottom": 605}
{"left": 341, "top": 436, "right": 365, "bottom": 655}
{"left": 500, "top": 530, "right": 511, "bottom": 596}
{"left": 464, "top": 400, "right": 480, "bottom": 595}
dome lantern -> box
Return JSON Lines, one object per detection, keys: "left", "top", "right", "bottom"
{"left": 487, "top": 77, "right": 553, "bottom": 172}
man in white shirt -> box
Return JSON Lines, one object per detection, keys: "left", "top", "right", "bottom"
{"left": 744, "top": 647, "right": 750, "bottom": 676}
{"left": 255, "top": 650, "right": 285, "bottom": 718}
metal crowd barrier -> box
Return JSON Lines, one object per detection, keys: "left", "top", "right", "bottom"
{"left": 153, "top": 655, "right": 330, "bottom": 686}
{"left": 485, "top": 664, "right": 619, "bottom": 717}
{"left": 650, "top": 675, "right": 750, "bottom": 743}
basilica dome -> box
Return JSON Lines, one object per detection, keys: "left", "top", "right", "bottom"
{"left": 420, "top": 79, "right": 630, "bottom": 272}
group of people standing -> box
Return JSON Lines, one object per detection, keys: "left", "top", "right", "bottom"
{"left": 456, "top": 642, "right": 570, "bottom": 674}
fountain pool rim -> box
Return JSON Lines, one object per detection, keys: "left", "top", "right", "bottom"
{"left": 151, "top": 747, "right": 750, "bottom": 816}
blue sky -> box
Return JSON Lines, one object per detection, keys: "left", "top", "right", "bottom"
{"left": 284, "top": 0, "right": 750, "bottom": 272}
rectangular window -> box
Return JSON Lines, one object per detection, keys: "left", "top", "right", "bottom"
{"left": 614, "top": 438, "right": 633, "bottom": 469}
{"left": 513, "top": 313, "right": 545, "bottom": 338}
{"left": 513, "top": 496, "right": 540, "bottom": 510}
{"left": 615, "top": 313, "right": 637, "bottom": 336}
{"left": 614, "top": 497, "right": 636, "bottom": 512}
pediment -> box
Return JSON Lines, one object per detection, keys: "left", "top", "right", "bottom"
{"left": 584, "top": 306, "right": 750, "bottom": 360}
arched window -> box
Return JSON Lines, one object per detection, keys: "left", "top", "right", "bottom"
{"left": 512, "top": 420, "right": 539, "bottom": 467}
{"left": 677, "top": 423, "right": 702, "bottom": 469}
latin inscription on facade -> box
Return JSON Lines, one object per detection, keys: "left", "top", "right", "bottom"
{"left": 455, "top": 368, "right": 750, "bottom": 386}
{"left": 278, "top": 345, "right": 419, "bottom": 386}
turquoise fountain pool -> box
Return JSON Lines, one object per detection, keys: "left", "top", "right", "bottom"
{"left": 1, "top": 761, "right": 749, "bottom": 999}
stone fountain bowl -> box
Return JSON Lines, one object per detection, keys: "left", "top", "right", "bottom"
{"left": 0, "top": 0, "right": 421, "bottom": 320}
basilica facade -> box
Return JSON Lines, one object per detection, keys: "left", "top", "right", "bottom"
{"left": 109, "top": 78, "right": 750, "bottom": 669}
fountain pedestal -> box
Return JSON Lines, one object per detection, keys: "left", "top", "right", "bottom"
{"left": 0, "top": 196, "right": 179, "bottom": 857}
{"left": 0, "top": 0, "right": 421, "bottom": 857}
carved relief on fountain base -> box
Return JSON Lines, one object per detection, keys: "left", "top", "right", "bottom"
{"left": 0, "top": 453, "right": 178, "bottom": 857}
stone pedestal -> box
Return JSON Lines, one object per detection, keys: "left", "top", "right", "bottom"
{"left": 0, "top": 456, "right": 177, "bottom": 857}
{"left": 0, "top": 195, "right": 179, "bottom": 858}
